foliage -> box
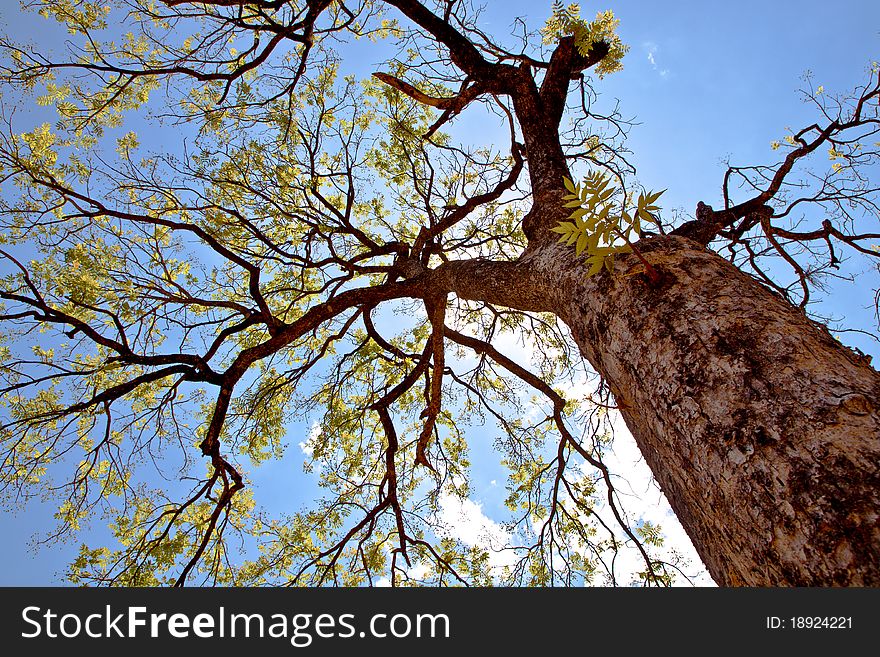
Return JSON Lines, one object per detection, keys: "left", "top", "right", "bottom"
{"left": 541, "top": 2, "right": 628, "bottom": 77}
{"left": 552, "top": 171, "right": 664, "bottom": 276}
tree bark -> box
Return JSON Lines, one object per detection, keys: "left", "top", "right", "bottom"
{"left": 440, "top": 236, "right": 880, "bottom": 585}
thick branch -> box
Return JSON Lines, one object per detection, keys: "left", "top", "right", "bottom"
{"left": 382, "top": 0, "right": 491, "bottom": 77}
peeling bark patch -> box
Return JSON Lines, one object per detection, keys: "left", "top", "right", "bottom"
{"left": 840, "top": 393, "right": 872, "bottom": 416}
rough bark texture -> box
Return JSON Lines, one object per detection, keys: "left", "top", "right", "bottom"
{"left": 532, "top": 237, "right": 880, "bottom": 585}
{"left": 440, "top": 236, "right": 880, "bottom": 585}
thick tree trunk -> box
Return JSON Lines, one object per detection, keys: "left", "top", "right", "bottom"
{"left": 532, "top": 236, "right": 880, "bottom": 586}
{"left": 442, "top": 235, "right": 880, "bottom": 585}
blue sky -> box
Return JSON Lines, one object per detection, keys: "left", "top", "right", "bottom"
{"left": 0, "top": 0, "right": 878, "bottom": 585}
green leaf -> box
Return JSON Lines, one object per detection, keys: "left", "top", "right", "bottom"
{"left": 646, "top": 189, "right": 666, "bottom": 205}
{"left": 586, "top": 256, "right": 605, "bottom": 277}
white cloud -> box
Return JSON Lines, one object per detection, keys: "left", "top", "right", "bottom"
{"left": 435, "top": 491, "right": 519, "bottom": 571}
{"left": 643, "top": 41, "right": 670, "bottom": 78}
{"left": 298, "top": 421, "right": 322, "bottom": 457}
{"left": 407, "top": 561, "right": 431, "bottom": 580}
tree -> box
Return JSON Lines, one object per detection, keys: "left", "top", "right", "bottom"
{"left": 0, "top": 0, "right": 877, "bottom": 587}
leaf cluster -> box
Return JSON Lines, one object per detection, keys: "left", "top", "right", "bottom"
{"left": 541, "top": 2, "right": 629, "bottom": 78}
{"left": 552, "top": 172, "right": 663, "bottom": 276}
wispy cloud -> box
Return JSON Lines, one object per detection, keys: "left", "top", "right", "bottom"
{"left": 643, "top": 41, "right": 669, "bottom": 78}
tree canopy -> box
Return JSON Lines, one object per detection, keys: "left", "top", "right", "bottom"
{"left": 0, "top": 0, "right": 878, "bottom": 586}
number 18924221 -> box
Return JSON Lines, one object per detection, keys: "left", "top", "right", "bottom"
{"left": 766, "top": 616, "right": 852, "bottom": 630}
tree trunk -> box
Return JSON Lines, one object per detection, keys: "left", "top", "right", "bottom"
{"left": 514, "top": 235, "right": 880, "bottom": 586}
